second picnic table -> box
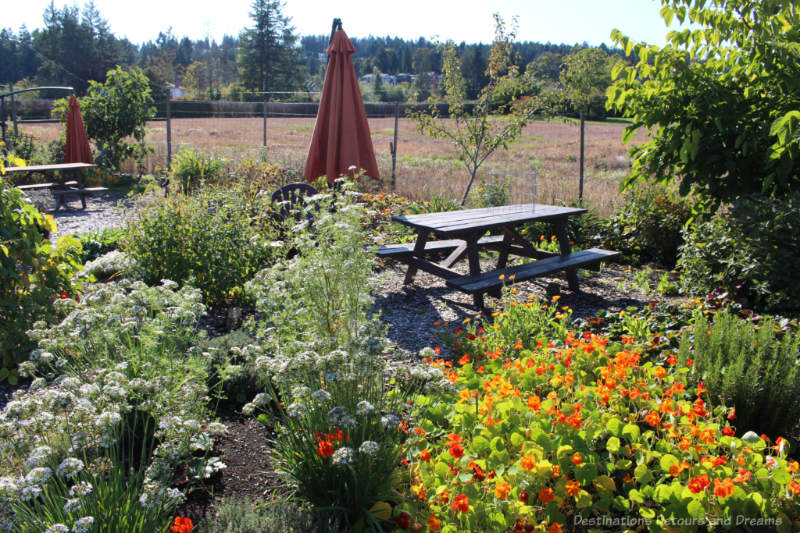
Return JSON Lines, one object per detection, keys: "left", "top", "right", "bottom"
{"left": 5, "top": 162, "right": 105, "bottom": 209}
{"left": 379, "top": 203, "right": 619, "bottom": 310}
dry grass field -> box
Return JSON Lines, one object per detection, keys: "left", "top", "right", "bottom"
{"left": 20, "top": 116, "right": 646, "bottom": 216}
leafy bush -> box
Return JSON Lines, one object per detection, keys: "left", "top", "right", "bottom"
{"left": 196, "top": 498, "right": 316, "bottom": 533}
{"left": 76, "top": 228, "right": 125, "bottom": 263}
{"left": 600, "top": 184, "right": 692, "bottom": 268}
{"left": 170, "top": 147, "right": 227, "bottom": 193}
{"left": 53, "top": 66, "right": 155, "bottom": 170}
{"left": 0, "top": 179, "right": 83, "bottom": 383}
{"left": 679, "top": 310, "right": 800, "bottom": 440}
{"left": 398, "top": 293, "right": 800, "bottom": 532}
{"left": 125, "top": 187, "right": 280, "bottom": 306}
{"left": 678, "top": 193, "right": 800, "bottom": 314}
{"left": 469, "top": 178, "right": 510, "bottom": 208}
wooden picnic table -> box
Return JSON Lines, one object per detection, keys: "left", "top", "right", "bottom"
{"left": 4, "top": 163, "right": 105, "bottom": 209}
{"left": 379, "top": 203, "right": 619, "bottom": 311}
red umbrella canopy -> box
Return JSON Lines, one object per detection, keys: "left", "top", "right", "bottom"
{"left": 64, "top": 95, "right": 93, "bottom": 164}
{"left": 304, "top": 29, "right": 379, "bottom": 183}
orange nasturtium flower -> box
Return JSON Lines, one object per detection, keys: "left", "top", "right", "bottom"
{"left": 688, "top": 474, "right": 711, "bottom": 494}
{"left": 549, "top": 522, "right": 563, "bottom": 533}
{"left": 571, "top": 452, "right": 583, "bottom": 466}
{"left": 645, "top": 411, "right": 661, "bottom": 428}
{"left": 451, "top": 493, "right": 469, "bottom": 512}
{"left": 494, "top": 481, "right": 511, "bottom": 499}
{"left": 317, "top": 440, "right": 335, "bottom": 458}
{"left": 713, "top": 478, "right": 735, "bottom": 499}
{"left": 538, "top": 487, "right": 555, "bottom": 503}
{"left": 171, "top": 517, "right": 193, "bottom": 533}
{"left": 520, "top": 454, "right": 537, "bottom": 471}
{"left": 419, "top": 449, "right": 431, "bottom": 462}
{"left": 427, "top": 514, "right": 442, "bottom": 531}
{"left": 565, "top": 479, "right": 581, "bottom": 497}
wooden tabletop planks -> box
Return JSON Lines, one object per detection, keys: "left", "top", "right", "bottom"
{"left": 392, "top": 204, "right": 587, "bottom": 236}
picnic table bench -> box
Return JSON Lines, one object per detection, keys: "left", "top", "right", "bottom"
{"left": 380, "top": 203, "right": 620, "bottom": 311}
{"left": 5, "top": 163, "right": 105, "bottom": 209}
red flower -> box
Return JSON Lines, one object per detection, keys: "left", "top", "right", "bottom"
{"left": 451, "top": 493, "right": 469, "bottom": 513}
{"left": 394, "top": 512, "right": 411, "bottom": 530}
{"left": 60, "top": 291, "right": 68, "bottom": 299}
{"left": 688, "top": 474, "right": 710, "bottom": 494}
{"left": 427, "top": 515, "right": 441, "bottom": 531}
{"left": 727, "top": 408, "right": 736, "bottom": 420}
{"left": 538, "top": 487, "right": 555, "bottom": 503}
{"left": 317, "top": 439, "right": 335, "bottom": 458}
{"left": 722, "top": 426, "right": 735, "bottom": 436}
{"left": 449, "top": 443, "right": 464, "bottom": 458}
{"left": 419, "top": 449, "right": 431, "bottom": 462}
{"left": 171, "top": 517, "right": 193, "bottom": 533}
{"left": 570, "top": 452, "right": 583, "bottom": 466}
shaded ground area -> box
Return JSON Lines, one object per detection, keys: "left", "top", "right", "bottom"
{"left": 371, "top": 258, "right": 670, "bottom": 357}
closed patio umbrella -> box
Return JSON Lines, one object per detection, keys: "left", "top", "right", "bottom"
{"left": 64, "top": 95, "right": 93, "bottom": 164}
{"left": 304, "top": 23, "right": 379, "bottom": 183}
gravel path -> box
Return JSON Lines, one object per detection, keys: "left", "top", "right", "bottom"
{"left": 22, "top": 188, "right": 133, "bottom": 241}
{"left": 371, "top": 258, "right": 654, "bottom": 361}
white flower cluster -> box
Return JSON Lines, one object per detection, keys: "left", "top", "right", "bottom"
{"left": 80, "top": 250, "right": 134, "bottom": 281}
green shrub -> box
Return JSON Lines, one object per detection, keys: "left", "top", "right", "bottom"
{"left": 600, "top": 184, "right": 692, "bottom": 268}
{"left": 0, "top": 179, "right": 83, "bottom": 382}
{"left": 125, "top": 188, "right": 280, "bottom": 306}
{"left": 197, "top": 498, "right": 317, "bottom": 533}
{"left": 678, "top": 193, "right": 800, "bottom": 314}
{"left": 170, "top": 147, "right": 227, "bottom": 193}
{"left": 679, "top": 310, "right": 800, "bottom": 439}
{"left": 77, "top": 228, "right": 125, "bottom": 263}
{"left": 469, "top": 178, "right": 510, "bottom": 208}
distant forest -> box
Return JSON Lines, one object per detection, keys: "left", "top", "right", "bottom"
{"left": 0, "top": 2, "right": 625, "bottom": 111}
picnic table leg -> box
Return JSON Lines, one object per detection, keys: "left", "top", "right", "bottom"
{"left": 403, "top": 231, "right": 429, "bottom": 285}
{"left": 496, "top": 229, "right": 513, "bottom": 269}
{"left": 464, "top": 233, "right": 487, "bottom": 310}
{"left": 553, "top": 218, "right": 579, "bottom": 291}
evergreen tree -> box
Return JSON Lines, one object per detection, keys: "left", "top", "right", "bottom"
{"left": 237, "top": 0, "right": 304, "bottom": 95}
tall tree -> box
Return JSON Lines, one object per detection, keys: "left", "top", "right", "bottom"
{"left": 33, "top": 2, "right": 131, "bottom": 94}
{"left": 237, "top": 0, "right": 304, "bottom": 95}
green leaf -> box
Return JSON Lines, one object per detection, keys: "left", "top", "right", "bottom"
{"left": 634, "top": 463, "right": 652, "bottom": 484}
{"left": 607, "top": 436, "right": 621, "bottom": 453}
{"left": 606, "top": 417, "right": 623, "bottom": 437}
{"left": 687, "top": 499, "right": 705, "bottom": 518}
{"left": 622, "top": 423, "right": 641, "bottom": 443}
{"left": 659, "top": 454, "right": 679, "bottom": 473}
{"left": 472, "top": 435, "right": 490, "bottom": 453}
{"left": 458, "top": 472, "right": 474, "bottom": 483}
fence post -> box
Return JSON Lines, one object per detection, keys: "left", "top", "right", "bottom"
{"left": 390, "top": 102, "right": 399, "bottom": 190}
{"left": 0, "top": 95, "right": 6, "bottom": 154}
{"left": 579, "top": 109, "right": 585, "bottom": 206}
{"left": 9, "top": 83, "right": 18, "bottom": 138}
{"left": 262, "top": 96, "right": 268, "bottom": 148}
{"left": 166, "top": 97, "right": 172, "bottom": 168}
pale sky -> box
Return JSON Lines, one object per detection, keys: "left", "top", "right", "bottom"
{"left": 5, "top": 0, "right": 681, "bottom": 47}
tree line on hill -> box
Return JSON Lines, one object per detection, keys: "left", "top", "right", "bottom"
{"left": 0, "top": 0, "right": 624, "bottom": 118}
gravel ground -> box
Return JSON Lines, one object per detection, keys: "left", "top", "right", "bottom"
{"left": 371, "top": 257, "right": 655, "bottom": 363}
{"left": 22, "top": 188, "right": 133, "bottom": 241}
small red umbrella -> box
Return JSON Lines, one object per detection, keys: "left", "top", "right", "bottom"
{"left": 304, "top": 27, "right": 379, "bottom": 183}
{"left": 64, "top": 95, "right": 93, "bottom": 164}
